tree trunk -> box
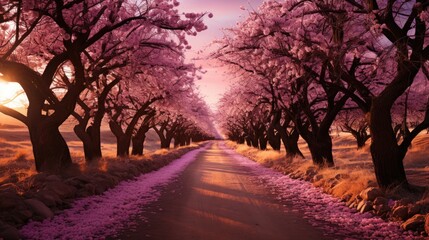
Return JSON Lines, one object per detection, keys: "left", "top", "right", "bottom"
{"left": 276, "top": 124, "right": 304, "bottom": 159}
{"left": 355, "top": 134, "right": 369, "bottom": 149}
{"left": 174, "top": 137, "right": 181, "bottom": 148}
{"left": 259, "top": 136, "right": 268, "bottom": 150}
{"left": 116, "top": 136, "right": 130, "bottom": 157}
{"left": 370, "top": 99, "right": 407, "bottom": 188}
{"left": 109, "top": 121, "right": 131, "bottom": 157}
{"left": 185, "top": 137, "right": 191, "bottom": 145}
{"left": 267, "top": 124, "right": 281, "bottom": 150}
{"left": 245, "top": 137, "right": 252, "bottom": 146}
{"left": 131, "top": 135, "right": 146, "bottom": 156}
{"left": 87, "top": 125, "right": 102, "bottom": 160}
{"left": 74, "top": 125, "right": 102, "bottom": 162}
{"left": 282, "top": 130, "right": 304, "bottom": 159}
{"left": 251, "top": 134, "right": 259, "bottom": 148}
{"left": 160, "top": 139, "right": 170, "bottom": 149}
{"left": 29, "top": 122, "right": 72, "bottom": 173}
{"left": 304, "top": 133, "right": 334, "bottom": 167}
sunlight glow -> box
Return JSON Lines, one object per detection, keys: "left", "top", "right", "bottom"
{"left": 0, "top": 80, "right": 28, "bottom": 108}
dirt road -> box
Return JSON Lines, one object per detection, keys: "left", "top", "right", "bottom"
{"left": 115, "top": 142, "right": 327, "bottom": 240}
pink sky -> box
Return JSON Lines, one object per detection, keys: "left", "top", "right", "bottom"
{"left": 179, "top": 0, "right": 264, "bottom": 110}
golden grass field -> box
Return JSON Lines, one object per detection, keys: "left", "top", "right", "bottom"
{"left": 228, "top": 132, "right": 429, "bottom": 204}
{"left": 0, "top": 123, "right": 162, "bottom": 186}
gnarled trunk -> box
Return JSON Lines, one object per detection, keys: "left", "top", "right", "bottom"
{"left": 116, "top": 136, "right": 131, "bottom": 157}
{"left": 160, "top": 139, "right": 171, "bottom": 149}
{"left": 131, "top": 134, "right": 146, "bottom": 156}
{"left": 282, "top": 129, "right": 304, "bottom": 159}
{"left": 185, "top": 136, "right": 191, "bottom": 146}
{"left": 29, "top": 122, "right": 72, "bottom": 173}
{"left": 109, "top": 121, "right": 131, "bottom": 157}
{"left": 267, "top": 127, "right": 281, "bottom": 151}
{"left": 302, "top": 132, "right": 334, "bottom": 167}
{"left": 370, "top": 100, "right": 407, "bottom": 188}
{"left": 259, "top": 135, "right": 268, "bottom": 150}
{"left": 74, "top": 125, "right": 102, "bottom": 162}
{"left": 245, "top": 137, "right": 252, "bottom": 146}
{"left": 355, "top": 133, "right": 370, "bottom": 149}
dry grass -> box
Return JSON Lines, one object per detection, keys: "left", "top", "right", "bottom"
{"left": 0, "top": 150, "right": 36, "bottom": 187}
{"left": 0, "top": 126, "right": 200, "bottom": 187}
{"left": 227, "top": 132, "right": 429, "bottom": 202}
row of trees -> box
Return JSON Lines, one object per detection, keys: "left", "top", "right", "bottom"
{"left": 215, "top": 0, "right": 429, "bottom": 189}
{"left": 0, "top": 0, "right": 215, "bottom": 173}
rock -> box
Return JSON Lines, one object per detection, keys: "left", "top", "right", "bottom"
{"left": 392, "top": 205, "right": 409, "bottom": 220}
{"left": 357, "top": 200, "right": 373, "bottom": 213}
{"left": 43, "top": 181, "right": 77, "bottom": 199}
{"left": 305, "top": 168, "right": 317, "bottom": 177}
{"left": 341, "top": 193, "right": 353, "bottom": 203}
{"left": 35, "top": 189, "right": 62, "bottom": 207}
{"left": 334, "top": 173, "right": 349, "bottom": 180}
{"left": 0, "top": 221, "right": 19, "bottom": 240}
{"left": 312, "top": 174, "right": 323, "bottom": 182}
{"left": 408, "top": 204, "right": 421, "bottom": 216}
{"left": 374, "top": 204, "right": 390, "bottom": 216}
{"left": 0, "top": 192, "right": 22, "bottom": 210}
{"left": 393, "top": 199, "right": 413, "bottom": 209}
{"left": 373, "top": 197, "right": 388, "bottom": 206}
{"left": 359, "top": 187, "right": 384, "bottom": 201}
{"left": 24, "top": 199, "right": 53, "bottom": 220}
{"left": 26, "top": 173, "right": 48, "bottom": 189}
{"left": 401, "top": 214, "right": 426, "bottom": 231}
{"left": 348, "top": 202, "right": 357, "bottom": 209}
{"left": 45, "top": 175, "right": 62, "bottom": 182}
{"left": 425, "top": 213, "right": 429, "bottom": 235}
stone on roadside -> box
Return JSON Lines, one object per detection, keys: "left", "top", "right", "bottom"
{"left": 341, "top": 193, "right": 353, "bottom": 203}
{"left": 393, "top": 199, "right": 413, "bottom": 209}
{"left": 24, "top": 199, "right": 53, "bottom": 220}
{"left": 359, "top": 187, "right": 384, "bottom": 201}
{"left": 373, "top": 197, "right": 388, "bottom": 206}
{"left": 425, "top": 213, "right": 429, "bottom": 235}
{"left": 43, "top": 181, "right": 77, "bottom": 199}
{"left": 373, "top": 203, "right": 390, "bottom": 216}
{"left": 401, "top": 214, "right": 425, "bottom": 231}
{"left": 334, "top": 173, "right": 350, "bottom": 180}
{"left": 312, "top": 174, "right": 323, "bottom": 183}
{"left": 45, "top": 175, "right": 62, "bottom": 182}
{"left": 305, "top": 168, "right": 317, "bottom": 178}
{"left": 408, "top": 204, "right": 421, "bottom": 216}
{"left": 357, "top": 200, "right": 372, "bottom": 213}
{"left": 392, "top": 205, "right": 409, "bottom": 220}
{"left": 35, "top": 189, "right": 62, "bottom": 207}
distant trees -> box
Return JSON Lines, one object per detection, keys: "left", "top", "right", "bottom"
{"left": 0, "top": 0, "right": 215, "bottom": 173}
{"left": 215, "top": 0, "right": 429, "bottom": 189}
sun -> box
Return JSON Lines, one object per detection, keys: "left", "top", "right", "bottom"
{"left": 0, "top": 80, "right": 28, "bottom": 108}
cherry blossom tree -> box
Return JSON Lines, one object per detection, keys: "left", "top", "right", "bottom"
{"left": 0, "top": 0, "right": 209, "bottom": 172}
{"left": 152, "top": 88, "right": 215, "bottom": 149}
{"left": 336, "top": 0, "right": 429, "bottom": 188}
{"left": 213, "top": 1, "right": 362, "bottom": 166}
{"left": 337, "top": 109, "right": 371, "bottom": 149}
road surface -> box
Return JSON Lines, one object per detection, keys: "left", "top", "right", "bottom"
{"left": 114, "top": 142, "right": 328, "bottom": 240}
